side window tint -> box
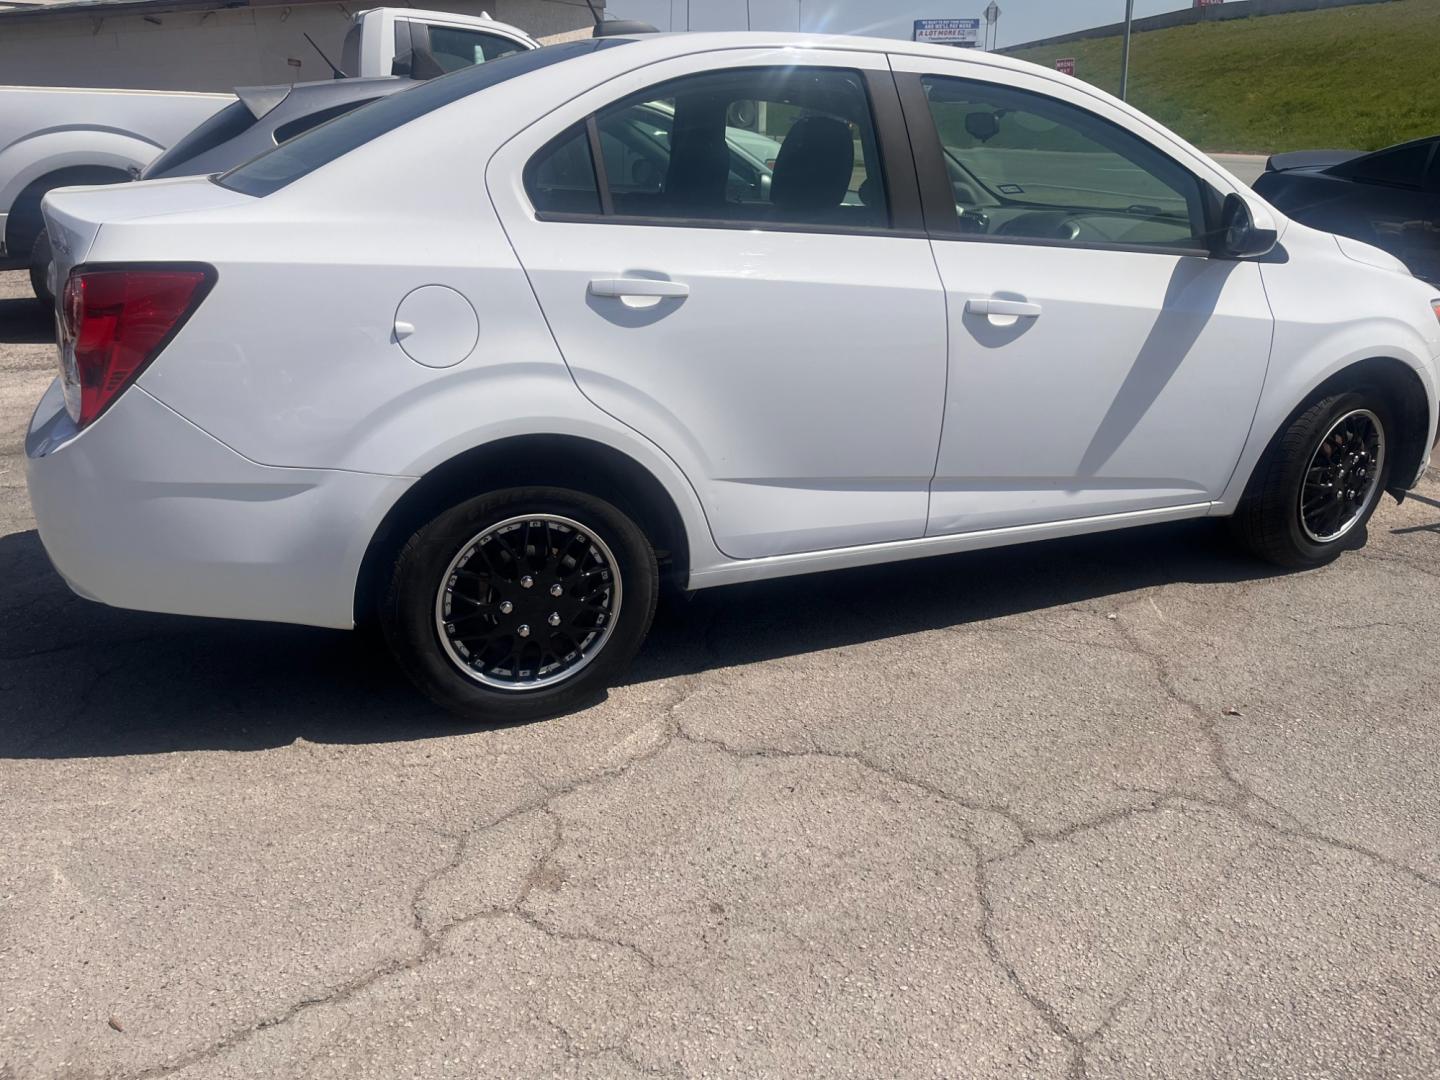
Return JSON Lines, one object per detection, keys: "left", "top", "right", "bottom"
{"left": 427, "top": 27, "right": 528, "bottom": 72}
{"left": 525, "top": 125, "right": 601, "bottom": 216}
{"left": 600, "top": 101, "right": 673, "bottom": 198}
{"left": 1334, "top": 142, "right": 1431, "bottom": 190}
{"left": 921, "top": 75, "right": 1207, "bottom": 249}
{"left": 523, "top": 67, "right": 889, "bottom": 231}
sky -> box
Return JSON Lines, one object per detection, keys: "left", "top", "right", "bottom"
{"left": 604, "top": 0, "right": 1198, "bottom": 49}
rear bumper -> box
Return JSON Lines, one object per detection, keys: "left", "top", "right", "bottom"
{"left": 25, "top": 380, "right": 413, "bottom": 629}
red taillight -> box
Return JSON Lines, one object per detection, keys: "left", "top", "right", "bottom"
{"left": 58, "top": 267, "right": 211, "bottom": 428}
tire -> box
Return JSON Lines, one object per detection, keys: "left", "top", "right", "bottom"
{"left": 28, "top": 228, "right": 53, "bottom": 307}
{"left": 1230, "top": 390, "right": 1393, "bottom": 569}
{"left": 382, "top": 486, "right": 659, "bottom": 724}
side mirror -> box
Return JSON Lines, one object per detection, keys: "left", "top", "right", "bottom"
{"left": 1213, "top": 191, "right": 1278, "bottom": 258}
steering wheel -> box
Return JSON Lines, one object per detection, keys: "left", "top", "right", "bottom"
{"left": 995, "top": 211, "right": 1087, "bottom": 242}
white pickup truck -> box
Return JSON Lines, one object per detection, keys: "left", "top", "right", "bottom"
{"left": 0, "top": 8, "right": 538, "bottom": 297}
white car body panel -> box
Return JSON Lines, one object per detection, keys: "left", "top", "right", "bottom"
{"left": 887, "top": 54, "right": 1277, "bottom": 533}
{"left": 24, "top": 32, "right": 1440, "bottom": 628}
{"left": 488, "top": 45, "right": 948, "bottom": 559}
{"left": 26, "top": 380, "right": 408, "bottom": 628}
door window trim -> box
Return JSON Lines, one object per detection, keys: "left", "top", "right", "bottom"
{"left": 894, "top": 71, "right": 1222, "bottom": 258}
{"left": 524, "top": 66, "right": 927, "bottom": 239}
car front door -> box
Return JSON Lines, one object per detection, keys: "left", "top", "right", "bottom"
{"left": 488, "top": 50, "right": 948, "bottom": 559}
{"left": 891, "top": 57, "right": 1275, "bottom": 536}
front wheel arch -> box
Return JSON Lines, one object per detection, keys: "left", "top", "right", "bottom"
{"left": 1245, "top": 356, "right": 1431, "bottom": 502}
{"left": 354, "top": 434, "right": 690, "bottom": 628}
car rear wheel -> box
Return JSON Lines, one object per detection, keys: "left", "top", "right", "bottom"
{"left": 1230, "top": 390, "right": 1392, "bottom": 568}
{"left": 382, "top": 487, "right": 658, "bottom": 724}
{"left": 29, "top": 229, "right": 53, "bottom": 307}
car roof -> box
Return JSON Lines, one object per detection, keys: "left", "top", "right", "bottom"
{"left": 599, "top": 31, "right": 1055, "bottom": 76}
{"left": 575, "top": 32, "right": 1122, "bottom": 115}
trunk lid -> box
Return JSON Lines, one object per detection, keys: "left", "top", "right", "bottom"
{"left": 1265, "top": 149, "right": 1363, "bottom": 173}
{"left": 41, "top": 176, "right": 251, "bottom": 297}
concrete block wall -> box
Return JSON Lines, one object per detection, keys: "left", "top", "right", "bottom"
{"left": 0, "top": 0, "right": 598, "bottom": 92}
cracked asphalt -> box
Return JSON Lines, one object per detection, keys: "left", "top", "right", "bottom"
{"left": 2, "top": 266, "right": 1439, "bottom": 1078}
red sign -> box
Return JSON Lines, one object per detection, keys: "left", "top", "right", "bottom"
{"left": 1055, "top": 57, "right": 1076, "bottom": 76}
{"left": 1195, "top": 0, "right": 1224, "bottom": 7}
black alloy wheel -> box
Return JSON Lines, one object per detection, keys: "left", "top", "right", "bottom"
{"left": 1231, "top": 390, "right": 1393, "bottom": 568}
{"left": 383, "top": 487, "right": 658, "bottom": 723}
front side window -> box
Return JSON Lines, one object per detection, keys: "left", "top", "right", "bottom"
{"left": 525, "top": 66, "right": 890, "bottom": 231}
{"left": 921, "top": 75, "right": 1208, "bottom": 249}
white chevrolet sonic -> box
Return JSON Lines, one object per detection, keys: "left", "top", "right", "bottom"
{"left": 26, "top": 34, "right": 1440, "bottom": 722}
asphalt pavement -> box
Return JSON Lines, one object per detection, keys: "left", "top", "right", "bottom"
{"left": 2, "top": 266, "right": 1439, "bottom": 1079}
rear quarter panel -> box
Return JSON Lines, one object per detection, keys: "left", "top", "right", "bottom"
{"left": 113, "top": 89, "right": 722, "bottom": 577}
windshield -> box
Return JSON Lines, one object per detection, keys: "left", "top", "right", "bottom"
{"left": 218, "top": 39, "right": 630, "bottom": 198}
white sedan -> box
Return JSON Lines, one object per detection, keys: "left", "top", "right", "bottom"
{"left": 27, "top": 33, "right": 1440, "bottom": 723}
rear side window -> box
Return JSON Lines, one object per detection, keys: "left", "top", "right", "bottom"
{"left": 1332, "top": 140, "right": 1435, "bottom": 190}
{"left": 524, "top": 66, "right": 890, "bottom": 232}
{"left": 526, "top": 125, "right": 601, "bottom": 215}
{"left": 219, "top": 39, "right": 628, "bottom": 197}
{"left": 427, "top": 26, "right": 530, "bottom": 71}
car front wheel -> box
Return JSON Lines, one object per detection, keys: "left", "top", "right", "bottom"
{"left": 383, "top": 487, "right": 658, "bottom": 724}
{"left": 1231, "top": 390, "right": 1392, "bottom": 568}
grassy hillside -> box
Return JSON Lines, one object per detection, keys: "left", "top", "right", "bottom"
{"left": 1006, "top": 0, "right": 1440, "bottom": 152}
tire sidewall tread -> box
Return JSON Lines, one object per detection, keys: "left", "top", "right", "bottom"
{"left": 1232, "top": 390, "right": 1393, "bottom": 568}
{"left": 382, "top": 486, "right": 658, "bottom": 724}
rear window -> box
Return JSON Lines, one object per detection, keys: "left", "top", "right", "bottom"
{"left": 273, "top": 98, "right": 379, "bottom": 144}
{"left": 218, "top": 39, "right": 628, "bottom": 198}
{"left": 1330, "top": 140, "right": 1436, "bottom": 190}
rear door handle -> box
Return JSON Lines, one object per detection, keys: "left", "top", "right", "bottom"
{"left": 966, "top": 297, "right": 1042, "bottom": 318}
{"left": 589, "top": 278, "right": 690, "bottom": 300}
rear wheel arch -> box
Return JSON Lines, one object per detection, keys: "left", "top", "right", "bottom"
{"left": 4, "top": 164, "right": 131, "bottom": 253}
{"left": 355, "top": 434, "right": 691, "bottom": 627}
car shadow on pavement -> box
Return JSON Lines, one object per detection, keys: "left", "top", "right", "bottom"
{"left": 0, "top": 293, "right": 53, "bottom": 345}
{"left": 0, "top": 520, "right": 1290, "bottom": 760}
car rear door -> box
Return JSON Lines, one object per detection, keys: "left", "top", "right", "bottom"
{"left": 890, "top": 54, "right": 1275, "bottom": 536}
{"left": 487, "top": 48, "right": 949, "bottom": 560}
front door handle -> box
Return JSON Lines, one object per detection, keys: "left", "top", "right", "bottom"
{"left": 966, "top": 297, "right": 1042, "bottom": 319}
{"left": 589, "top": 278, "right": 690, "bottom": 300}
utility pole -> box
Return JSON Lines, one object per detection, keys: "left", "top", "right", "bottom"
{"left": 1119, "top": 0, "right": 1135, "bottom": 100}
